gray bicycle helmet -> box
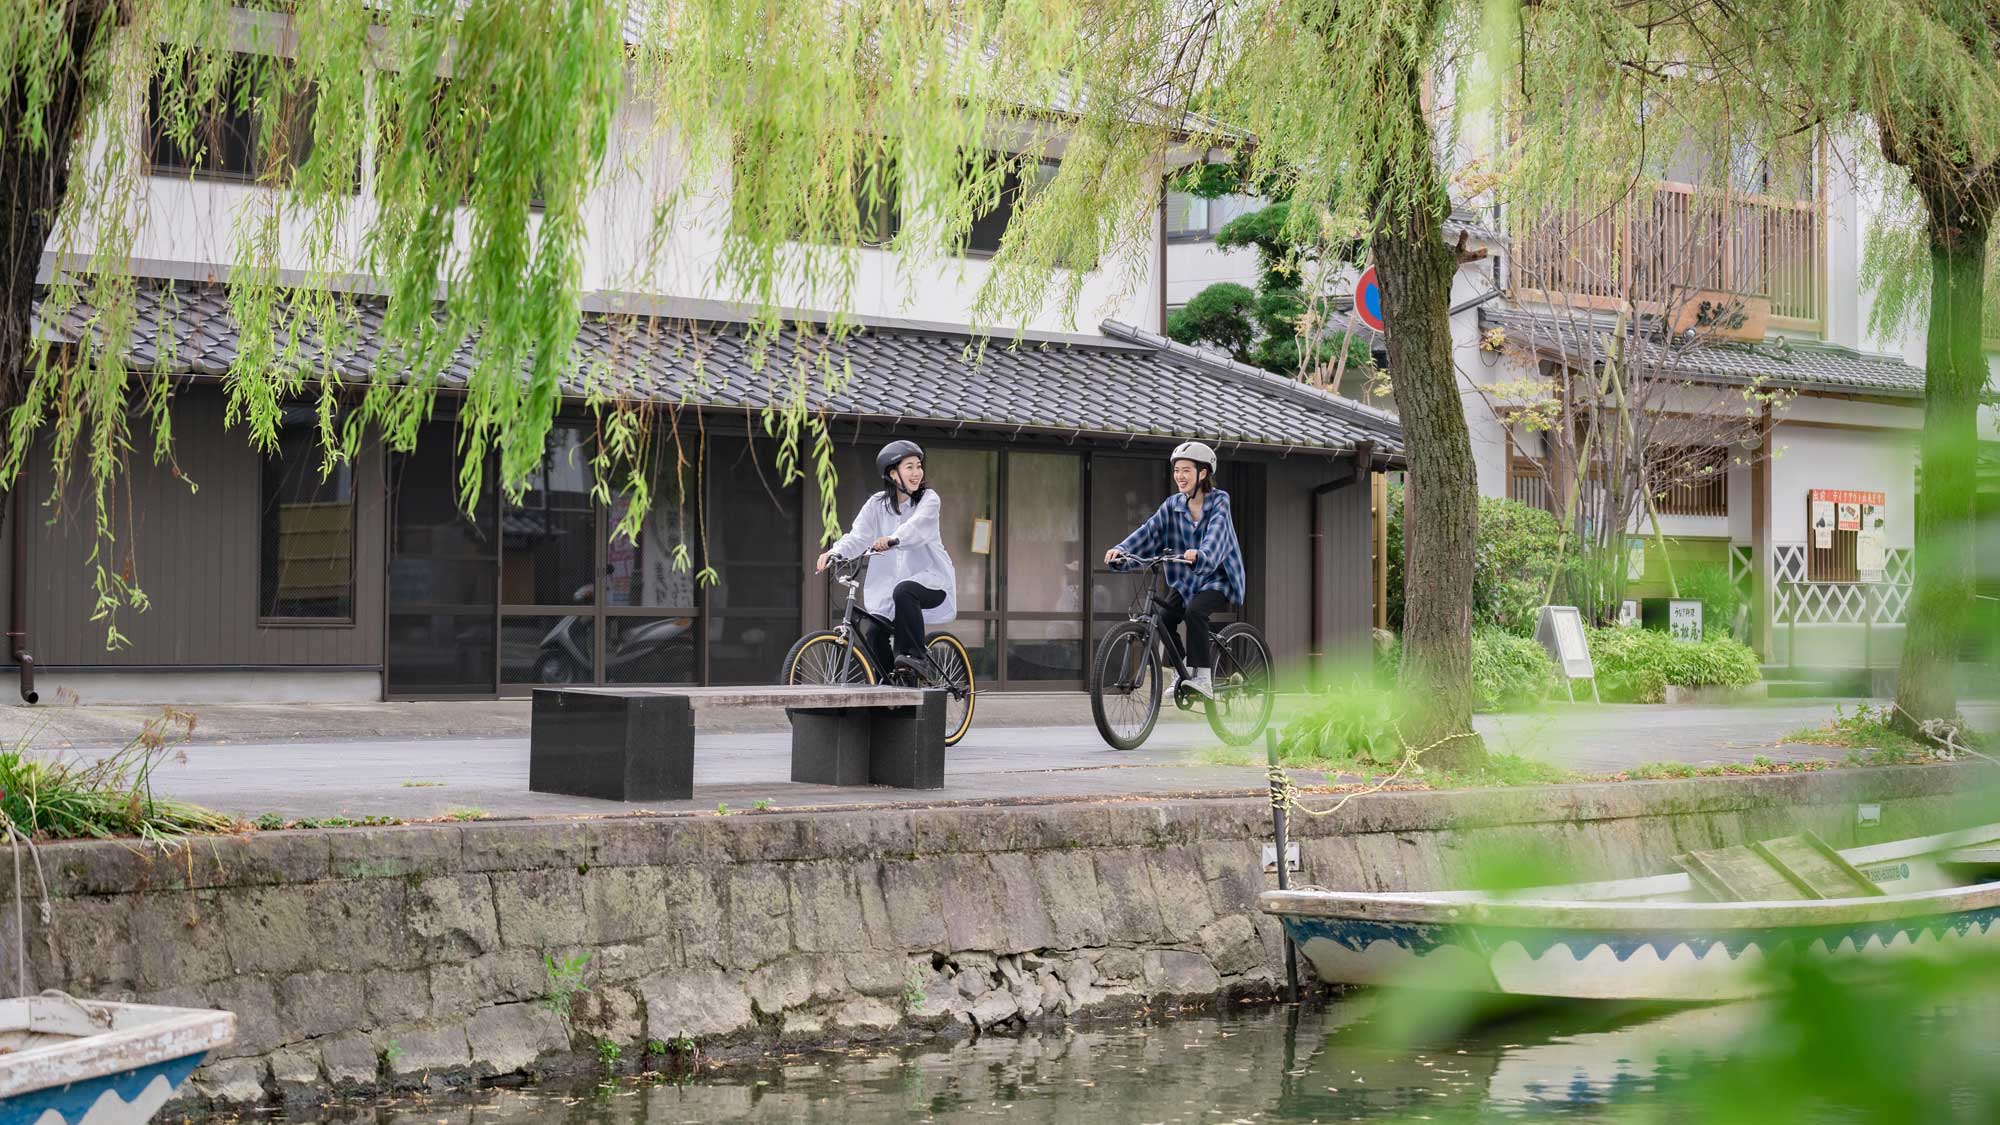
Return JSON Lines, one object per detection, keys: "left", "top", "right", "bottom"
{"left": 877, "top": 439, "right": 924, "bottom": 481}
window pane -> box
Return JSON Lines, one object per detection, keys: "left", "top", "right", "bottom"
{"left": 1091, "top": 455, "right": 1168, "bottom": 620}
{"left": 1006, "top": 618, "right": 1083, "bottom": 682}
{"left": 388, "top": 614, "right": 496, "bottom": 695}
{"left": 961, "top": 156, "right": 1058, "bottom": 255}
{"left": 147, "top": 54, "right": 315, "bottom": 182}
{"left": 706, "top": 435, "right": 802, "bottom": 684}
{"left": 1166, "top": 191, "right": 1209, "bottom": 237}
{"left": 387, "top": 430, "right": 497, "bottom": 696}
{"left": 606, "top": 460, "right": 699, "bottom": 609}
{"left": 502, "top": 614, "right": 592, "bottom": 685}
{"left": 605, "top": 616, "right": 699, "bottom": 685}
{"left": 930, "top": 448, "right": 998, "bottom": 613}
{"left": 502, "top": 426, "right": 596, "bottom": 607}
{"left": 259, "top": 414, "right": 355, "bottom": 620}
{"left": 1006, "top": 452, "right": 1083, "bottom": 614}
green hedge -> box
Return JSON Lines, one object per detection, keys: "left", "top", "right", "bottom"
{"left": 1371, "top": 627, "right": 1556, "bottom": 712}
{"left": 1472, "top": 627, "right": 1560, "bottom": 712}
{"left": 1385, "top": 483, "right": 1564, "bottom": 637}
{"left": 1587, "top": 627, "right": 1762, "bottom": 703}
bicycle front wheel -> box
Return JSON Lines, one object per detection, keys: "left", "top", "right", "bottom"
{"left": 783, "top": 631, "right": 877, "bottom": 686}
{"left": 1205, "top": 623, "right": 1275, "bottom": 745}
{"left": 924, "top": 632, "right": 977, "bottom": 747}
{"left": 1090, "top": 620, "right": 1162, "bottom": 750}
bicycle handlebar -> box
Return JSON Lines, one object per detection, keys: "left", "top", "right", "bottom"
{"left": 1105, "top": 552, "right": 1188, "bottom": 571}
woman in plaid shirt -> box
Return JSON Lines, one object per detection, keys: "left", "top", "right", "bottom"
{"left": 1102, "top": 440, "right": 1245, "bottom": 700}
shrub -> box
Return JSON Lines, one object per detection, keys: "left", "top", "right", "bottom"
{"left": 1588, "top": 627, "right": 1762, "bottom": 703}
{"left": 1677, "top": 563, "right": 1746, "bottom": 640}
{"left": 1471, "top": 628, "right": 1558, "bottom": 712}
{"left": 1279, "top": 678, "right": 1409, "bottom": 769}
{"left": 1385, "top": 483, "right": 1563, "bottom": 637}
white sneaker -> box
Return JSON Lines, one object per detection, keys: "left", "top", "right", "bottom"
{"left": 1178, "top": 667, "right": 1215, "bottom": 699}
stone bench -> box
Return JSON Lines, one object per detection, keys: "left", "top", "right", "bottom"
{"left": 528, "top": 684, "right": 946, "bottom": 802}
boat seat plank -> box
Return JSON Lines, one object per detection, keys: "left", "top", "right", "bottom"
{"left": 1677, "top": 831, "right": 1883, "bottom": 902}
{"left": 1756, "top": 834, "right": 1883, "bottom": 899}
{"left": 1676, "top": 847, "right": 1807, "bottom": 902}
{"left": 1938, "top": 846, "right": 2000, "bottom": 872}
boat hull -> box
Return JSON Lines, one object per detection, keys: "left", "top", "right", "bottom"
{"left": 1273, "top": 900, "right": 2000, "bottom": 1001}
{"left": 0, "top": 1052, "right": 209, "bottom": 1125}
{"left": 0, "top": 996, "right": 233, "bottom": 1125}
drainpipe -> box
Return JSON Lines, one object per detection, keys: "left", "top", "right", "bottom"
{"left": 1157, "top": 182, "right": 1169, "bottom": 332}
{"left": 1309, "top": 440, "right": 1376, "bottom": 690}
{"left": 9, "top": 478, "right": 35, "bottom": 704}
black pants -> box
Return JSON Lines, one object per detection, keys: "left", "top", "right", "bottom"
{"left": 867, "top": 581, "right": 945, "bottom": 671}
{"left": 1159, "top": 588, "right": 1230, "bottom": 669}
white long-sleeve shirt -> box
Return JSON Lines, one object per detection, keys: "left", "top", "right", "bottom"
{"left": 830, "top": 489, "right": 959, "bottom": 625}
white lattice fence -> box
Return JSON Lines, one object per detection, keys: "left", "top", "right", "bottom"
{"left": 1772, "top": 544, "right": 1914, "bottom": 625}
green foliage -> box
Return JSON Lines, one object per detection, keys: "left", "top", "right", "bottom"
{"left": 1678, "top": 564, "right": 1746, "bottom": 640}
{"left": 253, "top": 813, "right": 284, "bottom": 831}
{"left": 1587, "top": 628, "right": 1762, "bottom": 704}
{"left": 0, "top": 710, "right": 234, "bottom": 841}
{"left": 595, "top": 1037, "right": 622, "bottom": 1069}
{"left": 1386, "top": 483, "right": 1564, "bottom": 636}
{"left": 902, "top": 963, "right": 927, "bottom": 1010}
{"left": 645, "top": 1038, "right": 669, "bottom": 1057}
{"left": 1279, "top": 679, "right": 1411, "bottom": 769}
{"left": 1166, "top": 283, "right": 1257, "bottom": 361}
{"left": 443, "top": 807, "right": 488, "bottom": 822}
{"left": 1470, "top": 627, "right": 1557, "bottom": 712}
{"left": 543, "top": 951, "right": 592, "bottom": 1040}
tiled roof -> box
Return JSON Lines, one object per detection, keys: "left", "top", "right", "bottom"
{"left": 35, "top": 279, "right": 1402, "bottom": 461}
{"left": 1479, "top": 306, "right": 1929, "bottom": 398}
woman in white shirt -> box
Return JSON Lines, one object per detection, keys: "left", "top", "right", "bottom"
{"left": 816, "top": 440, "right": 958, "bottom": 682}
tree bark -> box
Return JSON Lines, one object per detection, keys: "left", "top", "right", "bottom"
{"left": 1, "top": 0, "right": 120, "bottom": 552}
{"left": 1892, "top": 181, "right": 1994, "bottom": 735}
{"left": 1373, "top": 78, "right": 1484, "bottom": 769}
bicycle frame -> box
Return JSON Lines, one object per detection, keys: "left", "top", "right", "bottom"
{"left": 1109, "top": 556, "right": 1196, "bottom": 689}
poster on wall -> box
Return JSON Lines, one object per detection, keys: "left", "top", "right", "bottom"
{"left": 1627, "top": 538, "right": 1647, "bottom": 582}
{"left": 1811, "top": 498, "right": 1836, "bottom": 548}
{"left": 1837, "top": 502, "right": 1861, "bottom": 531}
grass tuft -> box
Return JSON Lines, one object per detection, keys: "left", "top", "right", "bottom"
{"left": 0, "top": 708, "right": 235, "bottom": 841}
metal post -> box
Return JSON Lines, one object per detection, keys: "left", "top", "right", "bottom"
{"left": 1266, "top": 727, "right": 1300, "bottom": 1003}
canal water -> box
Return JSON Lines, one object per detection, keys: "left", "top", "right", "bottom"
{"left": 273, "top": 994, "right": 1864, "bottom": 1124}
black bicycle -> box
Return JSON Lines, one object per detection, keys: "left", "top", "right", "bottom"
{"left": 781, "top": 553, "right": 977, "bottom": 746}
{"left": 1088, "top": 553, "right": 1275, "bottom": 750}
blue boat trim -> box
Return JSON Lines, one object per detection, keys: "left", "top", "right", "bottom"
{"left": 1279, "top": 904, "right": 2000, "bottom": 963}
{"left": 0, "top": 1051, "right": 207, "bottom": 1125}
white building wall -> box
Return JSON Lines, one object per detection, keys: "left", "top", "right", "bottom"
{"left": 69, "top": 89, "right": 1166, "bottom": 337}
{"left": 1767, "top": 425, "right": 1919, "bottom": 549}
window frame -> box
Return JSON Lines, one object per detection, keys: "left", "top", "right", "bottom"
{"left": 257, "top": 409, "right": 359, "bottom": 627}
{"left": 955, "top": 152, "right": 1060, "bottom": 259}
{"left": 145, "top": 52, "right": 321, "bottom": 186}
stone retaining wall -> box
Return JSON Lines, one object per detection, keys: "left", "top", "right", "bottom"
{"left": 0, "top": 763, "right": 1987, "bottom": 1107}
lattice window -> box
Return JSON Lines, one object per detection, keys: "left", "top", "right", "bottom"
{"left": 1772, "top": 544, "right": 1914, "bottom": 625}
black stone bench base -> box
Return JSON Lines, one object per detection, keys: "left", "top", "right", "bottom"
{"left": 787, "top": 690, "right": 946, "bottom": 790}
{"left": 529, "top": 690, "right": 694, "bottom": 802}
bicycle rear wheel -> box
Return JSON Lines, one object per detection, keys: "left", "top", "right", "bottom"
{"left": 1090, "top": 620, "right": 1162, "bottom": 750}
{"left": 924, "top": 632, "right": 977, "bottom": 747}
{"left": 1205, "top": 623, "right": 1274, "bottom": 745}
{"left": 783, "top": 631, "right": 877, "bottom": 686}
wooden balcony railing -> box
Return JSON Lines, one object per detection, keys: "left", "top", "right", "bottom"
{"left": 1510, "top": 183, "right": 1825, "bottom": 332}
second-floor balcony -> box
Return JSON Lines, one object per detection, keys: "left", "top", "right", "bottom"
{"left": 1509, "top": 182, "right": 1825, "bottom": 332}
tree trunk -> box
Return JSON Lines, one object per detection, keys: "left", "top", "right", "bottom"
{"left": 1892, "top": 186, "right": 1994, "bottom": 735}
{"left": 1375, "top": 170, "right": 1484, "bottom": 767}
{"left": 1, "top": 0, "right": 119, "bottom": 555}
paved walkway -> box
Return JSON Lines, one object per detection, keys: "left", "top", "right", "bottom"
{"left": 13, "top": 694, "right": 1994, "bottom": 822}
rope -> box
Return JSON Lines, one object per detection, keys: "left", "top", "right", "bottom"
{"left": 1265, "top": 730, "right": 1483, "bottom": 819}
{"left": 3, "top": 813, "right": 52, "bottom": 998}
{"left": 1882, "top": 702, "right": 2000, "bottom": 768}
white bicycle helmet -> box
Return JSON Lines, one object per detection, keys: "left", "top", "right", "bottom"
{"left": 1170, "top": 440, "right": 1217, "bottom": 472}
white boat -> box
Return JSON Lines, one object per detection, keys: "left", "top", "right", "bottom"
{"left": 0, "top": 993, "right": 234, "bottom": 1125}
{"left": 1262, "top": 823, "right": 2000, "bottom": 1001}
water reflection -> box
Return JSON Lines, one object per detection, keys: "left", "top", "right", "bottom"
{"left": 279, "top": 998, "right": 1794, "bottom": 1124}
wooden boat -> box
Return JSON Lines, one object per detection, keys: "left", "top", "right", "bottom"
{"left": 1262, "top": 824, "right": 2000, "bottom": 1001}
{"left": 0, "top": 993, "right": 234, "bottom": 1124}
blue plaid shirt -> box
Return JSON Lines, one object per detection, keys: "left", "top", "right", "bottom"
{"left": 1115, "top": 489, "right": 1246, "bottom": 606}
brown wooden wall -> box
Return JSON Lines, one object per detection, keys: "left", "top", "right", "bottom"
{"left": 24, "top": 390, "right": 386, "bottom": 669}
{"left": 1256, "top": 455, "right": 1375, "bottom": 686}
